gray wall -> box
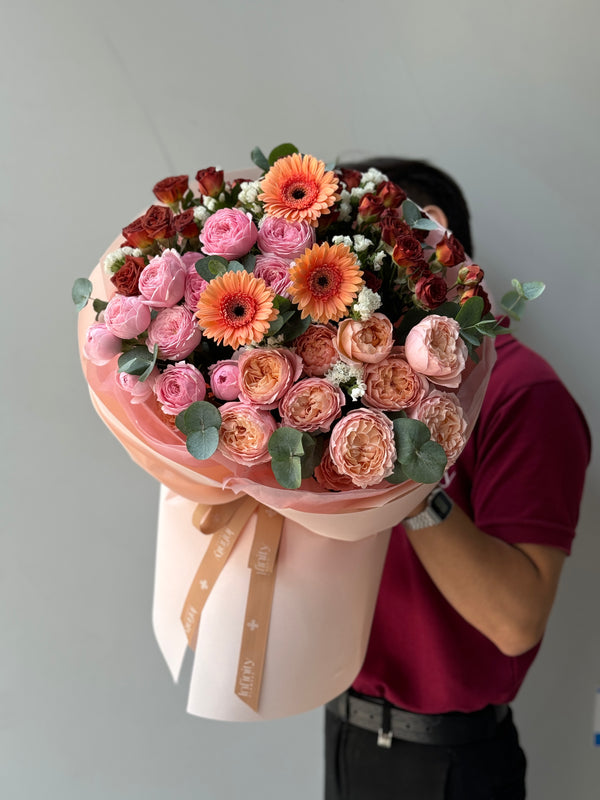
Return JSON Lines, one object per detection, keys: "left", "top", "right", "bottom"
{"left": 2, "top": 0, "right": 598, "bottom": 797}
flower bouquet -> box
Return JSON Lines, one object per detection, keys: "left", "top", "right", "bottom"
{"left": 74, "top": 143, "right": 541, "bottom": 720}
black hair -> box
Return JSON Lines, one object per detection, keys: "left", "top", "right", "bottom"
{"left": 339, "top": 157, "right": 474, "bottom": 256}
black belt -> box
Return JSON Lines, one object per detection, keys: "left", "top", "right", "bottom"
{"left": 326, "top": 690, "right": 509, "bottom": 748}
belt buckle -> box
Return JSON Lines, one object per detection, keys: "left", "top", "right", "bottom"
{"left": 377, "top": 727, "right": 393, "bottom": 748}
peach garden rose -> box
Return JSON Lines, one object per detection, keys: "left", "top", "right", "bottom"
{"left": 336, "top": 313, "right": 394, "bottom": 365}
{"left": 404, "top": 315, "right": 467, "bottom": 388}
{"left": 409, "top": 390, "right": 467, "bottom": 466}
{"left": 363, "top": 351, "right": 428, "bottom": 411}
{"left": 238, "top": 348, "right": 303, "bottom": 410}
{"left": 279, "top": 378, "right": 345, "bottom": 433}
{"left": 217, "top": 402, "right": 277, "bottom": 466}
{"left": 329, "top": 408, "right": 396, "bottom": 488}
{"left": 294, "top": 324, "right": 338, "bottom": 377}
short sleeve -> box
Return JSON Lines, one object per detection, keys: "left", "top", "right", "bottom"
{"left": 470, "top": 379, "right": 590, "bottom": 554}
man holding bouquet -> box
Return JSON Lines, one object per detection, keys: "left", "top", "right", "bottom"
{"left": 324, "top": 158, "right": 591, "bottom": 800}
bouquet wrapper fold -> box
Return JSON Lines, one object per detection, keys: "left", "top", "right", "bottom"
{"left": 79, "top": 264, "right": 496, "bottom": 720}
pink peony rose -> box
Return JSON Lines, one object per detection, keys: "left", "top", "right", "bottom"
{"left": 104, "top": 294, "right": 152, "bottom": 339}
{"left": 336, "top": 313, "right": 394, "bottom": 365}
{"left": 279, "top": 378, "right": 345, "bottom": 433}
{"left": 209, "top": 360, "right": 240, "bottom": 402}
{"left": 116, "top": 368, "right": 158, "bottom": 405}
{"left": 257, "top": 216, "right": 316, "bottom": 258}
{"left": 410, "top": 390, "right": 467, "bottom": 466}
{"left": 294, "top": 324, "right": 338, "bottom": 377}
{"left": 146, "top": 306, "right": 202, "bottom": 360}
{"left": 138, "top": 249, "right": 186, "bottom": 308}
{"left": 363, "top": 351, "right": 429, "bottom": 410}
{"left": 314, "top": 449, "right": 356, "bottom": 491}
{"left": 84, "top": 322, "right": 122, "bottom": 365}
{"left": 153, "top": 362, "right": 206, "bottom": 416}
{"left": 199, "top": 208, "right": 258, "bottom": 261}
{"left": 238, "top": 348, "right": 303, "bottom": 410}
{"left": 329, "top": 409, "right": 396, "bottom": 488}
{"left": 404, "top": 315, "right": 468, "bottom": 388}
{"left": 181, "top": 252, "right": 209, "bottom": 312}
{"left": 217, "top": 402, "right": 277, "bottom": 466}
{"left": 253, "top": 254, "right": 293, "bottom": 297}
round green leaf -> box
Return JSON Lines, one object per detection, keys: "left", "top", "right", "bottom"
{"left": 385, "top": 462, "right": 409, "bottom": 485}
{"left": 250, "top": 146, "right": 270, "bottom": 172}
{"left": 455, "top": 296, "right": 484, "bottom": 329}
{"left": 393, "top": 418, "right": 431, "bottom": 463}
{"left": 186, "top": 427, "right": 220, "bottom": 460}
{"left": 270, "top": 455, "right": 303, "bottom": 489}
{"left": 521, "top": 281, "right": 545, "bottom": 300}
{"left": 401, "top": 440, "right": 447, "bottom": 484}
{"left": 268, "top": 143, "right": 299, "bottom": 165}
{"left": 72, "top": 278, "right": 93, "bottom": 310}
{"left": 268, "top": 427, "right": 305, "bottom": 459}
{"left": 176, "top": 401, "right": 222, "bottom": 435}
{"left": 118, "top": 346, "right": 154, "bottom": 377}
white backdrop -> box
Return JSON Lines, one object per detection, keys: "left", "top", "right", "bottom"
{"left": 2, "top": 1, "right": 599, "bottom": 797}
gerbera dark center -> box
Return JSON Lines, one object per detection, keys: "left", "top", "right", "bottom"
{"left": 222, "top": 293, "right": 257, "bottom": 328}
{"left": 309, "top": 266, "right": 342, "bottom": 299}
{"left": 292, "top": 188, "right": 305, "bottom": 200}
{"left": 282, "top": 178, "right": 319, "bottom": 209}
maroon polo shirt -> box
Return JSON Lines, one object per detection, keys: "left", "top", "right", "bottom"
{"left": 353, "top": 334, "right": 591, "bottom": 713}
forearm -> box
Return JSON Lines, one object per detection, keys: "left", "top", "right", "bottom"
{"left": 404, "top": 502, "right": 565, "bottom": 656}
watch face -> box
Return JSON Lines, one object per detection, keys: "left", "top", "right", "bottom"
{"left": 431, "top": 490, "right": 453, "bottom": 519}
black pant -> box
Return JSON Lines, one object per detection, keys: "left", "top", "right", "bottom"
{"left": 325, "top": 707, "right": 527, "bottom": 800}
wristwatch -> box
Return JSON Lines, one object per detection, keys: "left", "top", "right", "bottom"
{"left": 403, "top": 487, "right": 454, "bottom": 531}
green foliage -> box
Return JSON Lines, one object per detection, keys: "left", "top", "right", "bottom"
{"left": 280, "top": 311, "right": 312, "bottom": 342}
{"left": 93, "top": 298, "right": 108, "bottom": 320}
{"left": 72, "top": 278, "right": 93, "bottom": 310}
{"left": 251, "top": 146, "right": 270, "bottom": 173}
{"left": 455, "top": 296, "right": 484, "bottom": 329}
{"left": 266, "top": 297, "right": 295, "bottom": 336}
{"left": 433, "top": 301, "right": 460, "bottom": 319}
{"left": 401, "top": 199, "right": 421, "bottom": 226}
{"left": 195, "top": 256, "right": 229, "bottom": 282}
{"left": 242, "top": 253, "right": 256, "bottom": 272}
{"left": 117, "top": 345, "right": 158, "bottom": 381}
{"left": 501, "top": 279, "right": 545, "bottom": 320}
{"left": 176, "top": 401, "right": 222, "bottom": 461}
{"left": 412, "top": 218, "right": 439, "bottom": 231}
{"left": 268, "top": 143, "right": 299, "bottom": 165}
{"left": 268, "top": 427, "right": 323, "bottom": 489}
{"left": 392, "top": 418, "right": 447, "bottom": 485}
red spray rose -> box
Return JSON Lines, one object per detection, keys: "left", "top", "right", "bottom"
{"left": 415, "top": 274, "right": 448, "bottom": 309}
{"left": 110, "top": 255, "right": 146, "bottom": 296}
{"left": 122, "top": 216, "right": 154, "bottom": 249}
{"left": 435, "top": 233, "right": 466, "bottom": 267}
{"left": 377, "top": 181, "right": 406, "bottom": 209}
{"left": 141, "top": 205, "right": 176, "bottom": 240}
{"left": 358, "top": 194, "right": 385, "bottom": 222}
{"left": 335, "top": 168, "right": 362, "bottom": 190}
{"left": 152, "top": 175, "right": 189, "bottom": 205}
{"left": 380, "top": 215, "right": 411, "bottom": 247}
{"left": 196, "top": 167, "right": 225, "bottom": 198}
{"left": 392, "top": 234, "right": 423, "bottom": 267}
{"left": 174, "top": 209, "right": 200, "bottom": 238}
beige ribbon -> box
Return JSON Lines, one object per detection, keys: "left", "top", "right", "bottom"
{"left": 181, "top": 496, "right": 283, "bottom": 712}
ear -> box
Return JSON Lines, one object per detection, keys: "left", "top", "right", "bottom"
{"left": 423, "top": 204, "right": 448, "bottom": 230}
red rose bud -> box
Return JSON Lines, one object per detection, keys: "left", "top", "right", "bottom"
{"left": 141, "top": 205, "right": 176, "bottom": 240}
{"left": 152, "top": 175, "right": 189, "bottom": 205}
{"left": 174, "top": 209, "right": 200, "bottom": 238}
{"left": 457, "top": 264, "right": 485, "bottom": 287}
{"left": 460, "top": 285, "right": 491, "bottom": 316}
{"left": 110, "top": 255, "right": 146, "bottom": 296}
{"left": 196, "top": 167, "right": 224, "bottom": 198}
{"left": 358, "top": 193, "right": 385, "bottom": 223}
{"left": 435, "top": 233, "right": 466, "bottom": 267}
{"left": 380, "top": 216, "right": 411, "bottom": 247}
{"left": 377, "top": 181, "right": 407, "bottom": 209}
{"left": 415, "top": 274, "right": 448, "bottom": 309}
{"left": 392, "top": 234, "right": 423, "bottom": 267}
{"left": 335, "top": 168, "right": 362, "bottom": 190}
{"left": 122, "top": 215, "right": 154, "bottom": 249}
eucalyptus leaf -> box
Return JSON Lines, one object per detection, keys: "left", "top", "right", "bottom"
{"left": 455, "top": 296, "right": 484, "bottom": 329}
{"left": 500, "top": 291, "right": 528, "bottom": 320}
{"left": 401, "top": 199, "right": 421, "bottom": 226}
{"left": 393, "top": 418, "right": 431, "bottom": 463}
{"left": 251, "top": 146, "right": 270, "bottom": 172}
{"left": 268, "top": 426, "right": 305, "bottom": 489}
{"left": 267, "top": 307, "right": 295, "bottom": 337}
{"left": 460, "top": 329, "right": 482, "bottom": 347}
{"left": 324, "top": 161, "right": 337, "bottom": 172}
{"left": 268, "top": 143, "right": 299, "bottom": 165}
{"left": 521, "top": 281, "right": 545, "bottom": 300}
{"left": 93, "top": 298, "right": 108, "bottom": 314}
{"left": 281, "top": 312, "right": 312, "bottom": 342}
{"left": 207, "top": 256, "right": 229, "bottom": 276}
{"left": 228, "top": 261, "right": 246, "bottom": 273}
{"left": 385, "top": 462, "right": 409, "bottom": 485}
{"left": 176, "top": 401, "right": 222, "bottom": 436}
{"left": 242, "top": 253, "right": 256, "bottom": 272}
{"left": 511, "top": 278, "right": 524, "bottom": 294}
{"left": 401, "top": 440, "right": 447, "bottom": 484}
{"left": 411, "top": 218, "right": 439, "bottom": 231}
{"left": 299, "top": 433, "right": 322, "bottom": 479}
{"left": 118, "top": 346, "right": 155, "bottom": 377}
{"left": 432, "top": 301, "right": 460, "bottom": 319}
{"left": 139, "top": 344, "right": 158, "bottom": 382}
{"left": 72, "top": 278, "right": 93, "bottom": 310}
{"left": 186, "top": 427, "right": 220, "bottom": 460}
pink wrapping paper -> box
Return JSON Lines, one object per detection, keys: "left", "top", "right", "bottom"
{"left": 79, "top": 244, "right": 496, "bottom": 720}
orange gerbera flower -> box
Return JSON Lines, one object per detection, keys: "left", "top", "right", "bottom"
{"left": 259, "top": 153, "right": 339, "bottom": 227}
{"left": 196, "top": 270, "right": 278, "bottom": 349}
{"left": 289, "top": 243, "right": 363, "bottom": 324}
